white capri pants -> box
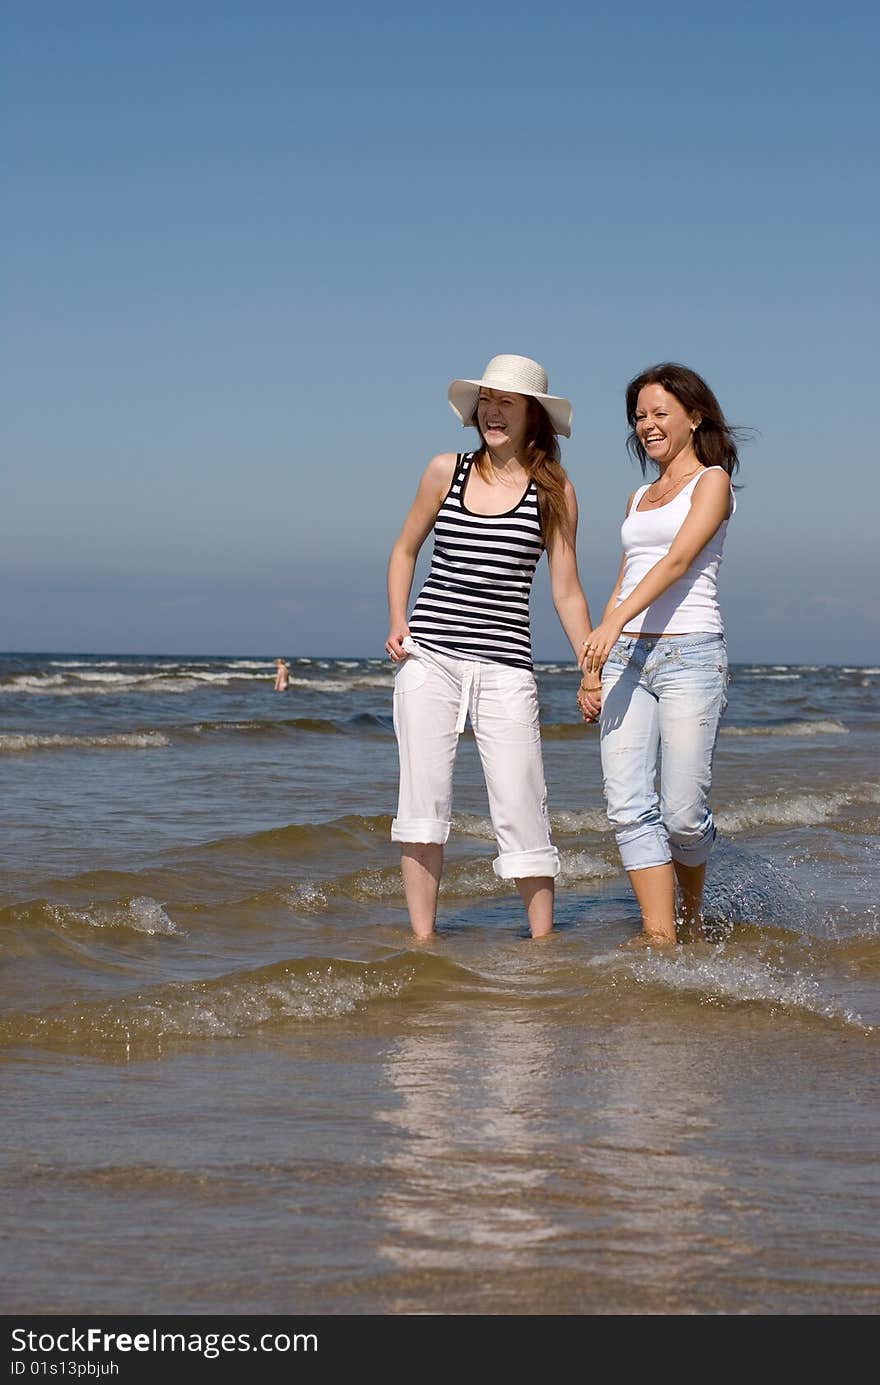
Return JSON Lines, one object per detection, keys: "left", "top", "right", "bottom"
{"left": 391, "top": 637, "right": 560, "bottom": 880}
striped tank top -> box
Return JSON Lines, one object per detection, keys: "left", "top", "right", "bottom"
{"left": 408, "top": 452, "right": 544, "bottom": 669}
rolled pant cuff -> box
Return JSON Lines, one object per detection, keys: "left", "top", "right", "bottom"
{"left": 670, "top": 828, "right": 717, "bottom": 868}
{"left": 493, "top": 846, "right": 560, "bottom": 880}
{"left": 614, "top": 821, "right": 672, "bottom": 872}
{"left": 391, "top": 817, "right": 450, "bottom": 845}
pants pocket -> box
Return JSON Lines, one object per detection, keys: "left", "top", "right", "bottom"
{"left": 393, "top": 652, "right": 427, "bottom": 694}
{"left": 494, "top": 668, "right": 540, "bottom": 727}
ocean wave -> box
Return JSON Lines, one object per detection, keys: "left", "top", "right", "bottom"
{"left": 0, "top": 674, "right": 67, "bottom": 692}
{"left": 560, "top": 851, "right": 617, "bottom": 881}
{"left": 693, "top": 846, "right": 812, "bottom": 934}
{"left": 716, "top": 791, "right": 851, "bottom": 831}
{"left": 806, "top": 931, "right": 880, "bottom": 973}
{"left": 1, "top": 896, "right": 178, "bottom": 937}
{"left": 552, "top": 809, "right": 612, "bottom": 835}
{"left": 542, "top": 722, "right": 597, "bottom": 740}
{"left": 351, "top": 675, "right": 396, "bottom": 690}
{"left": 282, "top": 847, "right": 616, "bottom": 914}
{"left": 285, "top": 676, "right": 352, "bottom": 693}
{"left": 449, "top": 809, "right": 610, "bottom": 839}
{"left": 194, "top": 813, "right": 393, "bottom": 862}
{"left": 0, "top": 953, "right": 439, "bottom": 1057}
{"left": 0, "top": 676, "right": 202, "bottom": 697}
{"left": 609, "top": 948, "right": 871, "bottom": 1032}
{"left": 180, "top": 712, "right": 391, "bottom": 739}
{"left": 0, "top": 731, "right": 170, "bottom": 754}
{"left": 721, "top": 719, "right": 848, "bottom": 737}
{"left": 72, "top": 671, "right": 157, "bottom": 684}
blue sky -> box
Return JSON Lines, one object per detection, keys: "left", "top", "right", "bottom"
{"left": 3, "top": 0, "right": 877, "bottom": 662}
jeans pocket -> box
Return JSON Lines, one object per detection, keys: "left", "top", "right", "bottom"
{"left": 676, "top": 640, "right": 725, "bottom": 672}
{"left": 605, "top": 641, "right": 632, "bottom": 672}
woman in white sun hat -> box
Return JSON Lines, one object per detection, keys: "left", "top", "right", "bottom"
{"left": 385, "top": 354, "right": 599, "bottom": 939}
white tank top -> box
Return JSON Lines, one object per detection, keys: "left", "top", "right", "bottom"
{"left": 615, "top": 466, "right": 736, "bottom": 635}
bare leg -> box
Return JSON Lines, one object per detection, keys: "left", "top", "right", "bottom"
{"left": 674, "top": 860, "right": 706, "bottom": 941}
{"left": 625, "top": 863, "right": 677, "bottom": 946}
{"left": 400, "top": 843, "right": 442, "bottom": 939}
{"left": 516, "top": 876, "right": 554, "bottom": 939}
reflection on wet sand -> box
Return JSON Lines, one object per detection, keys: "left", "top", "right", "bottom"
{"left": 371, "top": 987, "right": 757, "bottom": 1313}
{"left": 375, "top": 1006, "right": 561, "bottom": 1278}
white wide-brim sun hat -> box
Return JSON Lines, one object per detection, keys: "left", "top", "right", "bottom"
{"left": 448, "top": 354, "right": 572, "bottom": 438}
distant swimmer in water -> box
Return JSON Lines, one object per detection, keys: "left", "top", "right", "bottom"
{"left": 273, "top": 658, "right": 290, "bottom": 692}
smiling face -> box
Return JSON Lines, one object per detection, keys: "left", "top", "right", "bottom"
{"left": 476, "top": 388, "right": 530, "bottom": 452}
{"left": 634, "top": 383, "right": 700, "bottom": 465}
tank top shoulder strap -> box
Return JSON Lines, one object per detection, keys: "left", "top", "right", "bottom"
{"left": 627, "top": 484, "right": 650, "bottom": 516}
{"left": 442, "top": 452, "right": 470, "bottom": 505}
{"left": 689, "top": 464, "right": 736, "bottom": 515}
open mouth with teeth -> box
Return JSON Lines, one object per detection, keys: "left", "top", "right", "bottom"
{"left": 644, "top": 433, "right": 666, "bottom": 444}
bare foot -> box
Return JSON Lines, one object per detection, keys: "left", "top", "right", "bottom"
{"left": 676, "top": 919, "right": 704, "bottom": 944}
{"left": 623, "top": 931, "right": 677, "bottom": 950}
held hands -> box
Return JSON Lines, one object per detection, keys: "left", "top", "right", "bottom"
{"left": 385, "top": 625, "right": 410, "bottom": 663}
{"left": 577, "top": 675, "right": 602, "bottom": 724}
{"left": 580, "top": 618, "right": 623, "bottom": 676}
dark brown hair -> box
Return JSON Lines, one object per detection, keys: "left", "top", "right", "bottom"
{"left": 625, "top": 363, "right": 742, "bottom": 478}
{"left": 475, "top": 397, "right": 572, "bottom": 550}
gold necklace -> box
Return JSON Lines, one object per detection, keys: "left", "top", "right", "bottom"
{"left": 644, "top": 465, "right": 702, "bottom": 505}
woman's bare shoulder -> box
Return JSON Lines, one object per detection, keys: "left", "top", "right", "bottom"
{"left": 424, "top": 451, "right": 458, "bottom": 479}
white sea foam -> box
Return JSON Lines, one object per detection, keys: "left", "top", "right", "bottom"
{"left": 721, "top": 719, "right": 848, "bottom": 737}
{"left": 744, "top": 673, "right": 802, "bottom": 681}
{"left": 620, "top": 949, "right": 869, "bottom": 1031}
{"left": 286, "top": 676, "right": 351, "bottom": 692}
{"left": 54, "top": 897, "right": 179, "bottom": 935}
{"left": 0, "top": 674, "right": 67, "bottom": 692}
{"left": 0, "top": 675, "right": 200, "bottom": 697}
{"left": 73, "top": 671, "right": 155, "bottom": 684}
{"left": 0, "top": 731, "right": 170, "bottom": 753}
{"left": 48, "top": 660, "right": 122, "bottom": 668}
{"left": 146, "top": 963, "right": 413, "bottom": 1037}
{"left": 284, "top": 882, "right": 330, "bottom": 912}
{"left": 552, "top": 809, "right": 612, "bottom": 835}
{"left": 716, "top": 791, "right": 850, "bottom": 832}
{"left": 450, "top": 812, "right": 496, "bottom": 839}
{"left": 559, "top": 851, "right": 616, "bottom": 881}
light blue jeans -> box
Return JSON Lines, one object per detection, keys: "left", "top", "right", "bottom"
{"left": 599, "top": 632, "right": 729, "bottom": 872}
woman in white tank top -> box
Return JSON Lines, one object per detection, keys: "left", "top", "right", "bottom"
{"left": 578, "top": 364, "right": 741, "bottom": 948}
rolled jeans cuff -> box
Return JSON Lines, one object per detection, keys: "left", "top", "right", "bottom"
{"left": 391, "top": 817, "right": 451, "bottom": 845}
{"left": 614, "top": 821, "right": 672, "bottom": 872}
{"left": 670, "top": 822, "right": 717, "bottom": 868}
{"left": 493, "top": 846, "right": 561, "bottom": 881}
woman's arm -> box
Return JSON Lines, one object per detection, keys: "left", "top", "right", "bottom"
{"left": 581, "top": 469, "right": 732, "bottom": 672}
{"left": 547, "top": 482, "right": 601, "bottom": 721}
{"left": 600, "top": 551, "right": 628, "bottom": 625}
{"left": 386, "top": 453, "right": 456, "bottom": 662}
{"left": 546, "top": 481, "right": 594, "bottom": 658}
